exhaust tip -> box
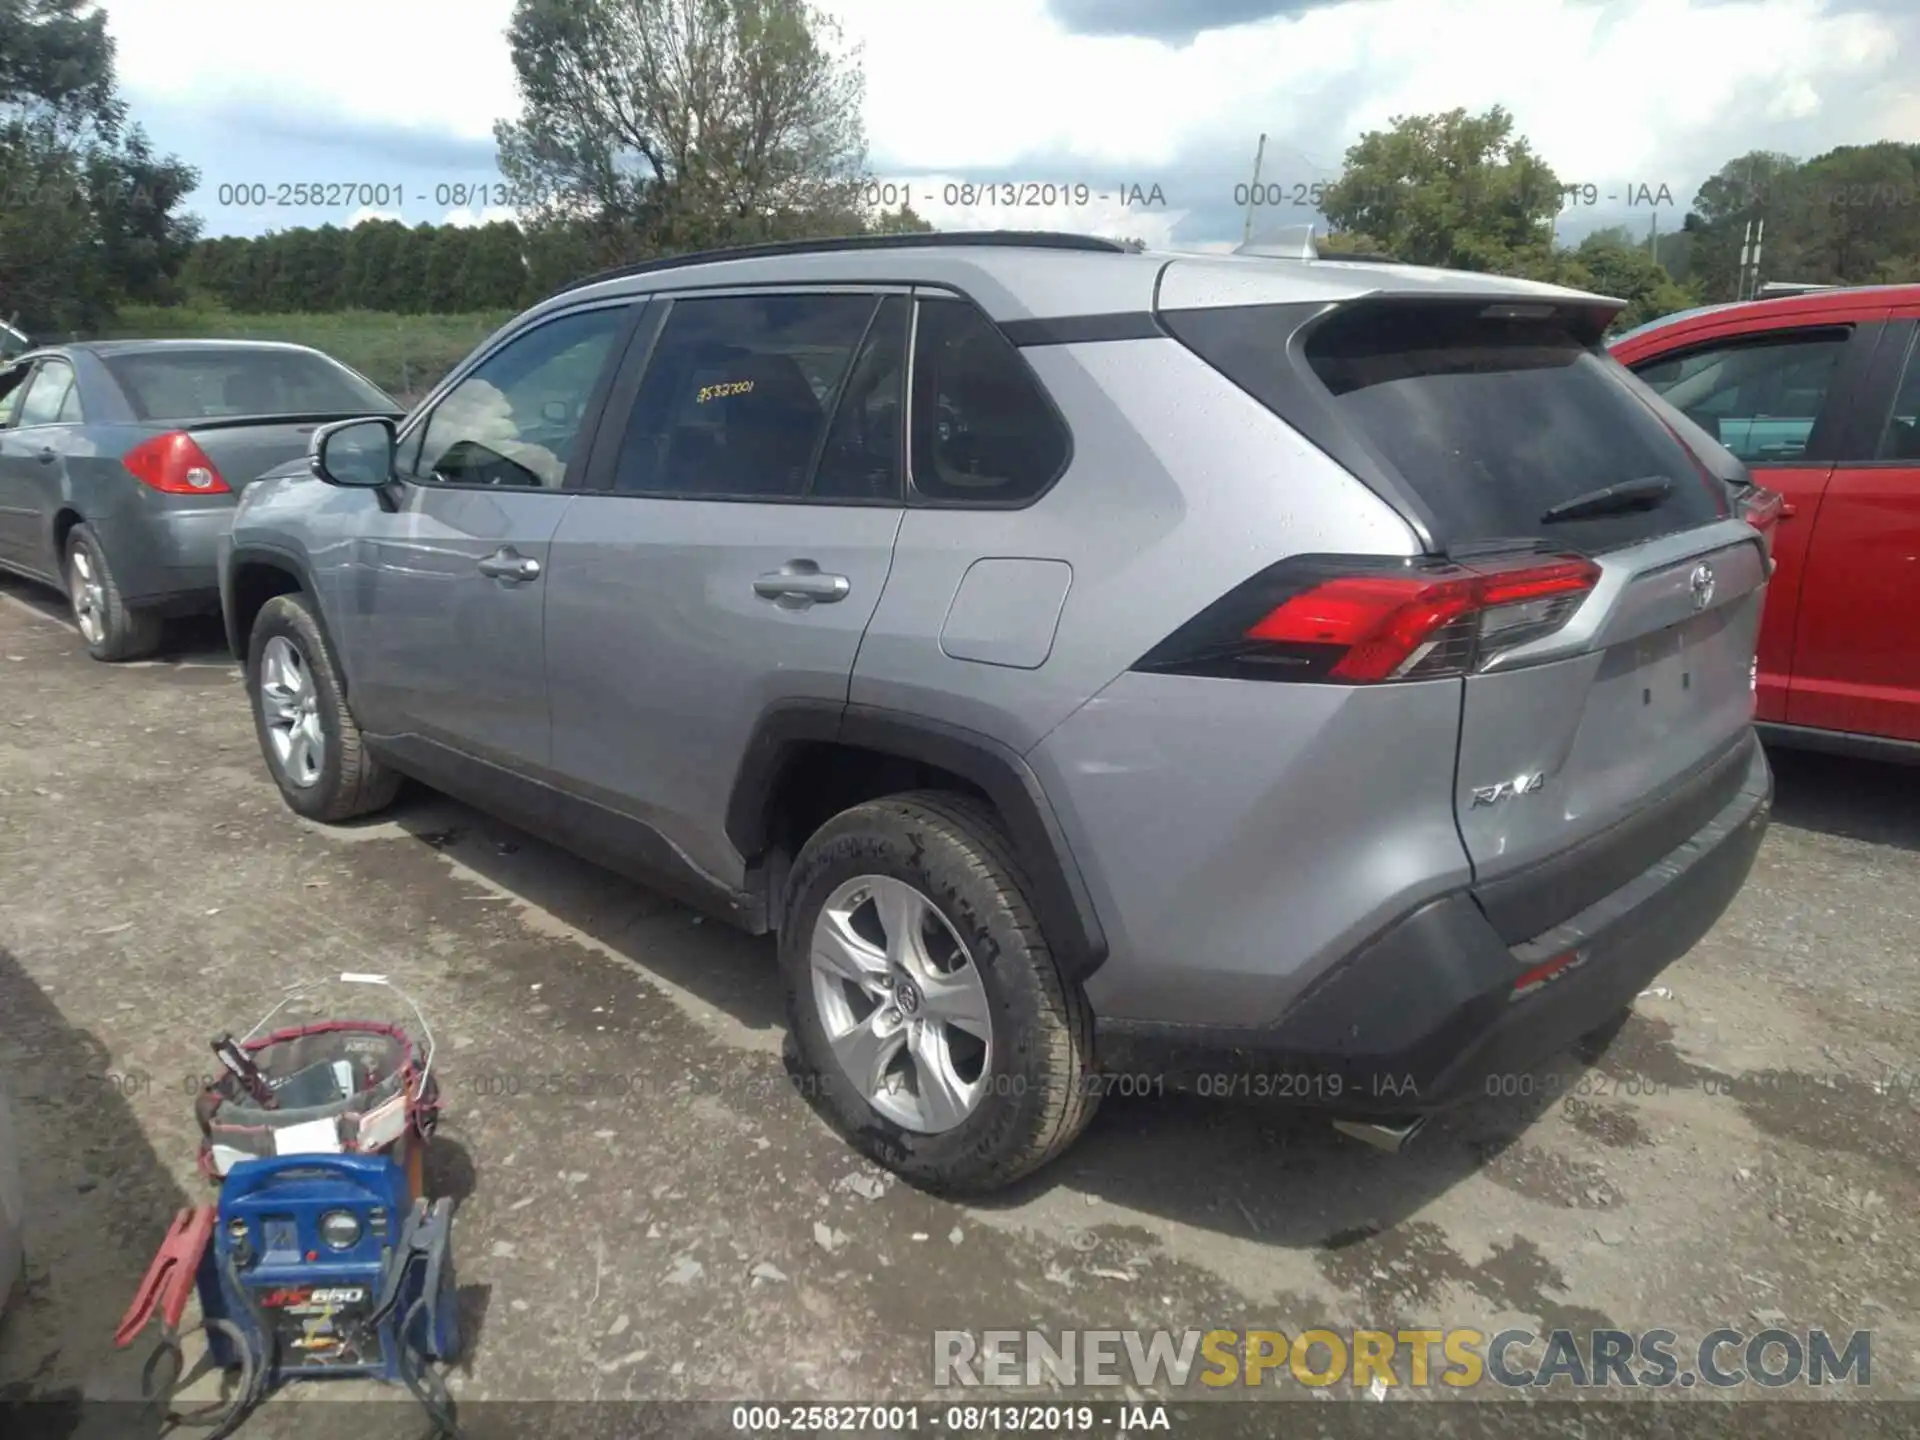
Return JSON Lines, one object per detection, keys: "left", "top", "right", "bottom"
{"left": 1331, "top": 1116, "right": 1428, "bottom": 1154}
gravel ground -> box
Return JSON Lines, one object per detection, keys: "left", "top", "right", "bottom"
{"left": 0, "top": 574, "right": 1916, "bottom": 1439}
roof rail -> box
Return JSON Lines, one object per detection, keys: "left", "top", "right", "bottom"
{"left": 551, "top": 230, "right": 1129, "bottom": 298}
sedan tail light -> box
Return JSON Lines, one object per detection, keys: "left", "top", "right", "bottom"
{"left": 1134, "top": 551, "right": 1602, "bottom": 684}
{"left": 122, "top": 432, "right": 230, "bottom": 494}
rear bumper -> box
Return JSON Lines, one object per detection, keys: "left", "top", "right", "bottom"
{"left": 90, "top": 502, "right": 234, "bottom": 611}
{"left": 1096, "top": 742, "right": 1772, "bottom": 1113}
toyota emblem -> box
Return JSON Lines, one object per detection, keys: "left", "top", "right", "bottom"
{"left": 1689, "top": 563, "right": 1716, "bottom": 612}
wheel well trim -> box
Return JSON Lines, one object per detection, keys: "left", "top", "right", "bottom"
{"left": 728, "top": 701, "right": 1110, "bottom": 981}
{"left": 224, "top": 544, "right": 336, "bottom": 674}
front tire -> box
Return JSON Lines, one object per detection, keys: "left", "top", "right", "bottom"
{"left": 780, "top": 791, "right": 1100, "bottom": 1195}
{"left": 65, "top": 524, "right": 162, "bottom": 662}
{"left": 246, "top": 592, "right": 399, "bottom": 822}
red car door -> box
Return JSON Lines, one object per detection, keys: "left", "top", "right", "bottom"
{"left": 1616, "top": 305, "right": 1891, "bottom": 724}
{"left": 1785, "top": 315, "right": 1920, "bottom": 742}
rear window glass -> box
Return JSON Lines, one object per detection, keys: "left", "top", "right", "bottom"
{"left": 1171, "top": 301, "right": 1728, "bottom": 552}
{"left": 103, "top": 349, "right": 394, "bottom": 422}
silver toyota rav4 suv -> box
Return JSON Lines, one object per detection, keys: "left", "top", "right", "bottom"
{"left": 220, "top": 232, "right": 1774, "bottom": 1193}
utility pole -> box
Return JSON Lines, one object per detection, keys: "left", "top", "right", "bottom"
{"left": 1242, "top": 133, "right": 1267, "bottom": 245}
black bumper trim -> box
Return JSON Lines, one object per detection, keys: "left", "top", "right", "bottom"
{"left": 1096, "top": 746, "right": 1772, "bottom": 1114}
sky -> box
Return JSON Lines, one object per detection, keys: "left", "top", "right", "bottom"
{"left": 94, "top": 0, "right": 1919, "bottom": 249}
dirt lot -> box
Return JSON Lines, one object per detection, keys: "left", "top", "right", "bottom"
{"left": 1, "top": 574, "right": 1917, "bottom": 1439}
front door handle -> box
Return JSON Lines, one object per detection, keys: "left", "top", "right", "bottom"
{"left": 477, "top": 548, "right": 541, "bottom": 582}
{"left": 753, "top": 563, "right": 851, "bottom": 606}
{"left": 36, "top": 448, "right": 55, "bottom": 465}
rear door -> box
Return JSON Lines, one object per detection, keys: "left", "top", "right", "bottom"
{"left": 545, "top": 288, "right": 909, "bottom": 892}
{"left": 1621, "top": 306, "right": 1891, "bottom": 722}
{"left": 1785, "top": 316, "right": 1920, "bottom": 740}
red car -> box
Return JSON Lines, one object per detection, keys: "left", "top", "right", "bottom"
{"left": 1611, "top": 284, "right": 1920, "bottom": 759}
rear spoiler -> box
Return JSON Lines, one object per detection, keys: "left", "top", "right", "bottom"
{"left": 176, "top": 410, "right": 407, "bottom": 433}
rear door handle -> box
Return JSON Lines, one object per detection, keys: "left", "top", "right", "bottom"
{"left": 753, "top": 563, "right": 850, "bottom": 605}
{"left": 477, "top": 548, "right": 541, "bottom": 582}
{"left": 36, "top": 448, "right": 55, "bottom": 465}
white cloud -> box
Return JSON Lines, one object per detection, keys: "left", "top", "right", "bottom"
{"left": 100, "top": 0, "right": 1916, "bottom": 238}
{"left": 441, "top": 205, "right": 521, "bottom": 228}
{"left": 103, "top": 0, "right": 518, "bottom": 141}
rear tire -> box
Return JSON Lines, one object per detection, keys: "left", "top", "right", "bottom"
{"left": 65, "top": 524, "right": 162, "bottom": 662}
{"left": 780, "top": 791, "right": 1100, "bottom": 1195}
{"left": 246, "top": 592, "right": 399, "bottom": 822}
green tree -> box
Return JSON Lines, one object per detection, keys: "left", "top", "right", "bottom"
{"left": 1559, "top": 232, "right": 1699, "bottom": 333}
{"left": 464, "top": 220, "right": 529, "bottom": 308}
{"left": 494, "top": 0, "right": 872, "bottom": 261}
{"left": 0, "top": 0, "right": 198, "bottom": 331}
{"left": 1320, "top": 105, "right": 1563, "bottom": 273}
{"left": 1677, "top": 144, "right": 1920, "bottom": 299}
{"left": 423, "top": 224, "right": 475, "bottom": 312}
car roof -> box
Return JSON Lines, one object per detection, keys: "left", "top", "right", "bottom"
{"left": 528, "top": 232, "right": 1616, "bottom": 327}
{"left": 66, "top": 339, "right": 329, "bottom": 357}
{"left": 1612, "top": 283, "right": 1920, "bottom": 349}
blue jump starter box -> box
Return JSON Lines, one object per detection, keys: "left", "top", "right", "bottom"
{"left": 198, "top": 1152, "right": 458, "bottom": 1380}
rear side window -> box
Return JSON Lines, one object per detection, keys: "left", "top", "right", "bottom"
{"left": 1631, "top": 329, "right": 1848, "bottom": 465}
{"left": 102, "top": 349, "right": 394, "bottom": 421}
{"left": 1881, "top": 330, "right": 1920, "bottom": 461}
{"left": 614, "top": 293, "right": 878, "bottom": 500}
{"left": 910, "top": 298, "right": 1069, "bottom": 505}
{"left": 1169, "top": 301, "right": 1728, "bottom": 553}
{"left": 15, "top": 360, "right": 76, "bottom": 426}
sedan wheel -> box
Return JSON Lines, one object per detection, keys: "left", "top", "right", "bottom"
{"left": 809, "top": 873, "right": 995, "bottom": 1134}
{"left": 259, "top": 635, "right": 325, "bottom": 788}
{"left": 68, "top": 547, "right": 107, "bottom": 645}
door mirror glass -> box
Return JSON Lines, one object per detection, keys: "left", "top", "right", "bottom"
{"left": 312, "top": 416, "right": 397, "bottom": 487}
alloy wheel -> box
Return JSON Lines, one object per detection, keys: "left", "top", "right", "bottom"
{"left": 808, "top": 874, "right": 995, "bottom": 1134}
{"left": 69, "top": 548, "right": 106, "bottom": 645}
{"left": 260, "top": 636, "right": 325, "bottom": 788}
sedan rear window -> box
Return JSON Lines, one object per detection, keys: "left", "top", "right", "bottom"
{"left": 1167, "top": 299, "right": 1729, "bottom": 553}
{"left": 102, "top": 349, "right": 394, "bottom": 422}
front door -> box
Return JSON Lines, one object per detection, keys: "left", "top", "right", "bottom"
{"left": 545, "top": 290, "right": 911, "bottom": 890}
{"left": 1625, "top": 315, "right": 1883, "bottom": 723}
{"left": 343, "top": 302, "right": 639, "bottom": 773}
{"left": 1787, "top": 319, "right": 1920, "bottom": 741}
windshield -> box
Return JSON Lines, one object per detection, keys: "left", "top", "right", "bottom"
{"left": 102, "top": 348, "right": 396, "bottom": 422}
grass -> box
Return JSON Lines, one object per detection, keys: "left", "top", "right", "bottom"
{"left": 103, "top": 304, "right": 517, "bottom": 403}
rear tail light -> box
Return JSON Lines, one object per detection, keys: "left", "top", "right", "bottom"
{"left": 122, "top": 432, "right": 230, "bottom": 494}
{"left": 1739, "top": 485, "right": 1785, "bottom": 560}
{"left": 1134, "top": 551, "right": 1602, "bottom": 684}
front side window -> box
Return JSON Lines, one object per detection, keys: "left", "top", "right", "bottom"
{"left": 406, "top": 307, "right": 629, "bottom": 489}
{"left": 613, "top": 293, "right": 879, "bottom": 499}
{"left": 909, "top": 298, "right": 1070, "bottom": 505}
{"left": 1632, "top": 330, "right": 1849, "bottom": 465}
{"left": 15, "top": 361, "right": 76, "bottom": 427}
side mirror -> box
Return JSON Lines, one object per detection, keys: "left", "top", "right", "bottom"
{"left": 311, "top": 416, "right": 397, "bottom": 488}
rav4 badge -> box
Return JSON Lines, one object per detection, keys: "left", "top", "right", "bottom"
{"left": 1471, "top": 773, "right": 1546, "bottom": 808}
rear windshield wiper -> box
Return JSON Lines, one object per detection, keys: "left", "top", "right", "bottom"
{"left": 1539, "top": 475, "right": 1673, "bottom": 525}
